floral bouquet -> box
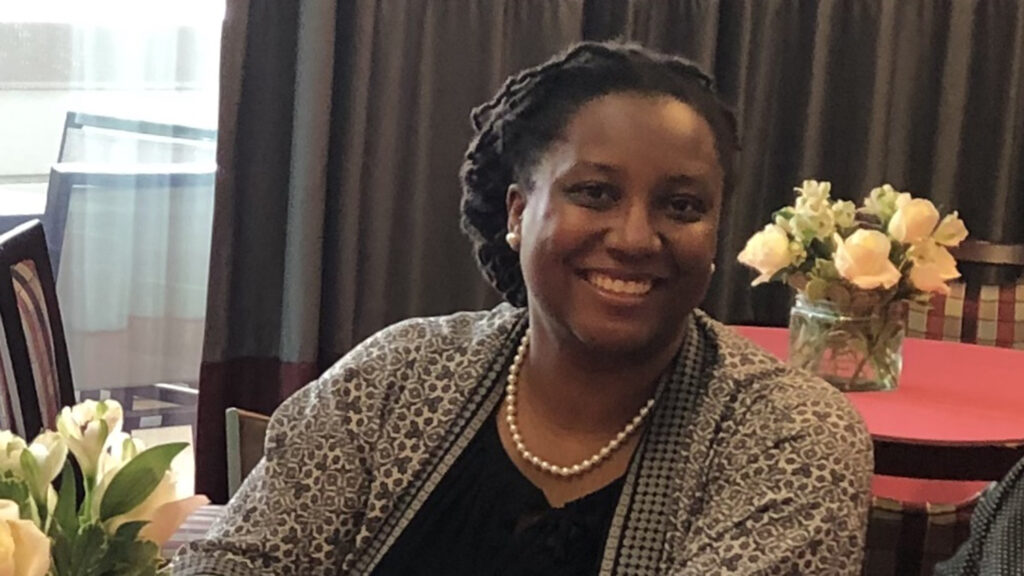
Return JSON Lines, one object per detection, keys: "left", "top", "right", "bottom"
{"left": 737, "top": 180, "right": 969, "bottom": 390}
{"left": 0, "top": 400, "right": 208, "bottom": 576}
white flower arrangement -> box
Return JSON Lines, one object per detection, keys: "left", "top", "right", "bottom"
{"left": 737, "top": 181, "right": 970, "bottom": 391}
{"left": 0, "top": 400, "right": 208, "bottom": 576}
{"left": 738, "top": 180, "right": 968, "bottom": 303}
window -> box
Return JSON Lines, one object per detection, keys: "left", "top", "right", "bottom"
{"left": 1, "top": 0, "right": 225, "bottom": 495}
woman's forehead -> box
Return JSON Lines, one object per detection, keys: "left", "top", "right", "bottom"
{"left": 535, "top": 93, "right": 722, "bottom": 180}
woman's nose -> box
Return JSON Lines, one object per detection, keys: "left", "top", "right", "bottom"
{"left": 606, "top": 202, "right": 662, "bottom": 256}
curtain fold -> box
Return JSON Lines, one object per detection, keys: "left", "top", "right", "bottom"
{"left": 198, "top": 0, "right": 1024, "bottom": 502}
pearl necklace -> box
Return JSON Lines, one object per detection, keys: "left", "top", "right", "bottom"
{"left": 504, "top": 330, "right": 657, "bottom": 478}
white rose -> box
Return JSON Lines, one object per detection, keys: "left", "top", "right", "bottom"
{"left": 0, "top": 432, "right": 26, "bottom": 477}
{"left": 0, "top": 500, "right": 50, "bottom": 576}
{"left": 21, "top": 432, "right": 67, "bottom": 506}
{"left": 833, "top": 230, "right": 901, "bottom": 290}
{"left": 56, "top": 399, "right": 123, "bottom": 478}
{"left": 737, "top": 224, "right": 794, "bottom": 285}
{"left": 909, "top": 240, "right": 961, "bottom": 295}
{"left": 932, "top": 212, "right": 969, "bottom": 247}
{"left": 888, "top": 198, "right": 940, "bottom": 244}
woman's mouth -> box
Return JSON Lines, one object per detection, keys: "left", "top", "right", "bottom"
{"left": 584, "top": 271, "right": 654, "bottom": 296}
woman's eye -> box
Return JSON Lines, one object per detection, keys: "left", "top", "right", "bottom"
{"left": 567, "top": 182, "right": 617, "bottom": 207}
{"left": 666, "top": 196, "right": 705, "bottom": 221}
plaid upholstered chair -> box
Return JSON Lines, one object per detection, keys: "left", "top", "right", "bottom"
{"left": 0, "top": 220, "right": 76, "bottom": 438}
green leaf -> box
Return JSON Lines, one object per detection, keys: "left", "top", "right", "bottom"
{"left": 0, "top": 475, "right": 32, "bottom": 518}
{"left": 53, "top": 462, "right": 79, "bottom": 536}
{"left": 71, "top": 523, "right": 109, "bottom": 576}
{"left": 99, "top": 525, "right": 161, "bottom": 576}
{"left": 50, "top": 530, "right": 74, "bottom": 576}
{"left": 99, "top": 442, "right": 187, "bottom": 521}
{"left": 805, "top": 279, "right": 828, "bottom": 301}
{"left": 113, "top": 520, "right": 149, "bottom": 543}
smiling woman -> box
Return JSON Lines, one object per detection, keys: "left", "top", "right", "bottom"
{"left": 172, "top": 42, "right": 873, "bottom": 576}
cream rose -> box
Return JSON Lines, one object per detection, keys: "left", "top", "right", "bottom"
{"left": 737, "top": 224, "right": 794, "bottom": 285}
{"left": 833, "top": 230, "right": 901, "bottom": 289}
{"left": 0, "top": 500, "right": 50, "bottom": 576}
{"left": 932, "top": 211, "right": 969, "bottom": 247}
{"left": 888, "top": 197, "right": 940, "bottom": 244}
{"left": 909, "top": 240, "right": 961, "bottom": 294}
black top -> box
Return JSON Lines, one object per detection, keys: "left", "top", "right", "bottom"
{"left": 371, "top": 417, "right": 625, "bottom": 576}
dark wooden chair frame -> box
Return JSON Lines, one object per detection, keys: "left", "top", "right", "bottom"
{"left": 0, "top": 220, "right": 77, "bottom": 438}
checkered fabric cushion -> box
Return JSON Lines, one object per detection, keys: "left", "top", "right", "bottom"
{"left": 862, "top": 494, "right": 980, "bottom": 576}
{"left": 907, "top": 279, "right": 1024, "bottom": 349}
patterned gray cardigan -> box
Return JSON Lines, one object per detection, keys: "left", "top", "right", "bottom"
{"left": 173, "top": 305, "right": 873, "bottom": 575}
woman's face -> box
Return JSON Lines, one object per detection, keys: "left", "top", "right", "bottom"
{"left": 507, "top": 92, "right": 723, "bottom": 358}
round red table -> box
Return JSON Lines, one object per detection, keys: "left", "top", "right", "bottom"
{"left": 733, "top": 325, "right": 1024, "bottom": 505}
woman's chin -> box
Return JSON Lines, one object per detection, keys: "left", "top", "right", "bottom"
{"left": 568, "top": 319, "right": 680, "bottom": 362}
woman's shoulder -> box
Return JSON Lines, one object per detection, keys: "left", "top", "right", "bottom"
{"left": 333, "top": 303, "right": 525, "bottom": 369}
{"left": 271, "top": 304, "right": 525, "bottom": 439}
{"left": 298, "top": 304, "right": 524, "bottom": 401}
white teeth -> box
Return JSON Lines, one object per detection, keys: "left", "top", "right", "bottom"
{"left": 586, "top": 273, "right": 653, "bottom": 296}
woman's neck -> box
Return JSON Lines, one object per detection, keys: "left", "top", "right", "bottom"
{"left": 516, "top": 322, "right": 686, "bottom": 437}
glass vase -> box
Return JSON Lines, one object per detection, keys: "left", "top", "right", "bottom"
{"left": 788, "top": 293, "right": 906, "bottom": 392}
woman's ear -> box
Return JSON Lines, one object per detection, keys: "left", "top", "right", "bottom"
{"left": 506, "top": 183, "right": 526, "bottom": 234}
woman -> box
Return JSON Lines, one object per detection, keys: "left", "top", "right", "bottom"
{"left": 174, "top": 42, "right": 872, "bottom": 575}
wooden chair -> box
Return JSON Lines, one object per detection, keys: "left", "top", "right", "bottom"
{"left": 0, "top": 220, "right": 76, "bottom": 438}
{"left": 225, "top": 407, "right": 271, "bottom": 498}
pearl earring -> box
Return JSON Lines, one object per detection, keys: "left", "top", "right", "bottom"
{"left": 506, "top": 230, "right": 520, "bottom": 250}
{"left": 710, "top": 263, "right": 717, "bottom": 274}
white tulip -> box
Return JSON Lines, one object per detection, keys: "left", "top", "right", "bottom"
{"left": 0, "top": 432, "right": 26, "bottom": 477}
{"left": 0, "top": 500, "right": 50, "bottom": 576}
{"left": 932, "top": 212, "right": 969, "bottom": 247}
{"left": 56, "top": 399, "right": 123, "bottom": 479}
{"left": 833, "top": 230, "right": 901, "bottom": 290}
{"left": 909, "top": 240, "right": 961, "bottom": 294}
{"left": 888, "top": 198, "right": 940, "bottom": 244}
{"left": 22, "top": 432, "right": 67, "bottom": 506}
{"left": 737, "top": 224, "right": 794, "bottom": 285}
{"left": 92, "top": 436, "right": 209, "bottom": 547}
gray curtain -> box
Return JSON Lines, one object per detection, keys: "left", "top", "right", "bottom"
{"left": 197, "top": 0, "right": 1024, "bottom": 501}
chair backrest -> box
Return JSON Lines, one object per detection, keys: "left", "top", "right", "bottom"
{"left": 225, "top": 407, "right": 271, "bottom": 498}
{"left": 41, "top": 162, "right": 216, "bottom": 277}
{"left": 0, "top": 220, "right": 76, "bottom": 438}
{"left": 57, "top": 111, "right": 217, "bottom": 165}
{"left": 907, "top": 240, "right": 1024, "bottom": 349}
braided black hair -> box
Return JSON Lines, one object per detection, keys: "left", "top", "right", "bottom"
{"left": 460, "top": 41, "right": 739, "bottom": 307}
